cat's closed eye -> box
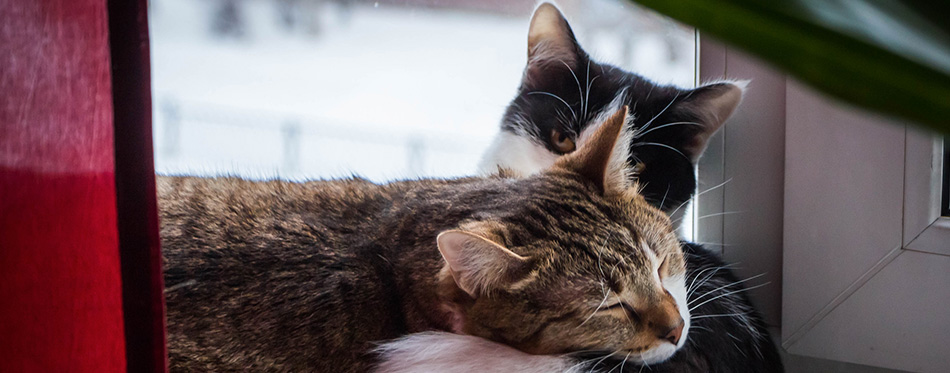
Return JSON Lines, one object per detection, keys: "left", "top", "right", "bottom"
{"left": 549, "top": 129, "right": 576, "bottom": 153}
{"left": 599, "top": 300, "right": 643, "bottom": 322}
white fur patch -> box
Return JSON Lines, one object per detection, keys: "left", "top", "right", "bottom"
{"left": 660, "top": 273, "right": 691, "bottom": 353}
{"left": 374, "top": 332, "right": 588, "bottom": 373}
{"left": 478, "top": 91, "right": 633, "bottom": 185}
{"left": 477, "top": 131, "right": 559, "bottom": 177}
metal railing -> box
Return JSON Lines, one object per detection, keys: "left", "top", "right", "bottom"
{"left": 154, "top": 97, "right": 493, "bottom": 180}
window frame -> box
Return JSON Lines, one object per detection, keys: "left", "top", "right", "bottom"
{"left": 941, "top": 139, "right": 949, "bottom": 217}
{"left": 903, "top": 129, "right": 949, "bottom": 256}
{"left": 698, "top": 36, "right": 950, "bottom": 371}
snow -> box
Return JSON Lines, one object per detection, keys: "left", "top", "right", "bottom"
{"left": 149, "top": 0, "right": 693, "bottom": 182}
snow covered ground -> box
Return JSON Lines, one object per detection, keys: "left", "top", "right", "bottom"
{"left": 149, "top": 0, "right": 693, "bottom": 182}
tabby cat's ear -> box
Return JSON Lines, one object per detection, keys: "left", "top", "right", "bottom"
{"left": 555, "top": 106, "right": 632, "bottom": 193}
{"left": 678, "top": 81, "right": 746, "bottom": 163}
{"left": 437, "top": 230, "right": 532, "bottom": 297}
{"left": 524, "top": 3, "right": 582, "bottom": 84}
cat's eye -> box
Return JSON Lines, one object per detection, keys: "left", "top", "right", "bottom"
{"left": 549, "top": 129, "right": 576, "bottom": 153}
{"left": 600, "top": 301, "right": 642, "bottom": 322}
{"left": 603, "top": 302, "right": 626, "bottom": 311}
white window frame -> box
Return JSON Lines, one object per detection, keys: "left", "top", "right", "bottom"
{"left": 903, "top": 130, "right": 950, "bottom": 256}
{"left": 698, "top": 36, "right": 950, "bottom": 371}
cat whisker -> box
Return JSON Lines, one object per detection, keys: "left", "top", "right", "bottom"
{"left": 695, "top": 211, "right": 744, "bottom": 220}
{"left": 688, "top": 271, "right": 726, "bottom": 300}
{"left": 637, "top": 95, "right": 679, "bottom": 135}
{"left": 668, "top": 178, "right": 735, "bottom": 224}
{"left": 633, "top": 121, "right": 702, "bottom": 139}
{"left": 581, "top": 60, "right": 589, "bottom": 122}
{"left": 658, "top": 185, "right": 670, "bottom": 208}
{"left": 667, "top": 198, "right": 692, "bottom": 219}
{"left": 687, "top": 263, "right": 744, "bottom": 300}
{"left": 617, "top": 352, "right": 631, "bottom": 373}
{"left": 560, "top": 60, "right": 585, "bottom": 121}
{"left": 691, "top": 312, "right": 749, "bottom": 320}
{"left": 689, "top": 281, "right": 771, "bottom": 312}
{"left": 630, "top": 142, "right": 690, "bottom": 163}
{"left": 696, "top": 178, "right": 733, "bottom": 198}
{"left": 673, "top": 210, "right": 743, "bottom": 226}
{"left": 528, "top": 91, "right": 577, "bottom": 120}
{"left": 555, "top": 108, "right": 578, "bottom": 137}
{"left": 689, "top": 273, "right": 767, "bottom": 306}
{"left": 686, "top": 265, "right": 727, "bottom": 297}
{"left": 584, "top": 76, "right": 600, "bottom": 123}
{"left": 582, "top": 60, "right": 597, "bottom": 122}
{"left": 688, "top": 241, "right": 737, "bottom": 247}
{"left": 587, "top": 351, "right": 617, "bottom": 373}
{"left": 580, "top": 288, "right": 612, "bottom": 327}
{"left": 564, "top": 352, "right": 603, "bottom": 372}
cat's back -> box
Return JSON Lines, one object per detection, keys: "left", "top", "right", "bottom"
{"left": 159, "top": 175, "right": 399, "bottom": 371}
{"left": 160, "top": 175, "right": 386, "bottom": 225}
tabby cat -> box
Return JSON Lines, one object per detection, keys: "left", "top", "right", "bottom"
{"left": 162, "top": 108, "right": 694, "bottom": 371}
{"left": 377, "top": 4, "right": 783, "bottom": 372}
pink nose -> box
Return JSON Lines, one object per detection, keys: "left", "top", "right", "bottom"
{"left": 660, "top": 320, "right": 684, "bottom": 345}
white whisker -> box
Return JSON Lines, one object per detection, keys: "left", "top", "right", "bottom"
{"left": 528, "top": 91, "right": 577, "bottom": 120}
{"left": 689, "top": 281, "right": 771, "bottom": 312}
{"left": 658, "top": 185, "right": 670, "bottom": 208}
{"left": 638, "top": 95, "right": 678, "bottom": 134}
{"left": 581, "top": 288, "right": 611, "bottom": 327}
{"left": 587, "top": 352, "right": 615, "bottom": 373}
{"left": 686, "top": 265, "right": 728, "bottom": 297}
{"left": 696, "top": 211, "right": 744, "bottom": 220}
{"left": 689, "top": 273, "right": 767, "bottom": 306}
{"left": 667, "top": 198, "right": 692, "bottom": 218}
{"left": 561, "top": 60, "right": 585, "bottom": 119}
{"left": 630, "top": 142, "right": 690, "bottom": 162}
{"left": 691, "top": 312, "right": 749, "bottom": 320}
{"left": 696, "top": 178, "right": 733, "bottom": 198}
{"left": 634, "top": 121, "right": 702, "bottom": 139}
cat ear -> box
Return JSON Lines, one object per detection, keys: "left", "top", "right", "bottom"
{"left": 524, "top": 3, "right": 582, "bottom": 84}
{"left": 437, "top": 230, "right": 532, "bottom": 297}
{"left": 554, "top": 106, "right": 632, "bottom": 193}
{"left": 677, "top": 81, "right": 746, "bottom": 162}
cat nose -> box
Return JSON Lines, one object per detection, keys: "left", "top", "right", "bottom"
{"left": 659, "top": 320, "right": 684, "bottom": 345}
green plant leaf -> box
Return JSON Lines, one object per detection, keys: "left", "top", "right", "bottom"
{"left": 631, "top": 0, "right": 950, "bottom": 133}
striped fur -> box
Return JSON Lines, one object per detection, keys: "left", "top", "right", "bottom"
{"left": 162, "top": 109, "right": 694, "bottom": 371}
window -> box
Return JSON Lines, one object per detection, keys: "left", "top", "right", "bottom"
{"left": 780, "top": 82, "right": 950, "bottom": 371}
{"left": 149, "top": 0, "right": 695, "bottom": 182}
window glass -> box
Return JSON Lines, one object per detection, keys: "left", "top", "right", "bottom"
{"left": 149, "top": 0, "right": 695, "bottom": 181}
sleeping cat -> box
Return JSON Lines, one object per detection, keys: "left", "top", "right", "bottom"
{"left": 162, "top": 108, "right": 695, "bottom": 371}
{"left": 377, "top": 3, "right": 783, "bottom": 372}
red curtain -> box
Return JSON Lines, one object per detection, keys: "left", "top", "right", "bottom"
{"left": 0, "top": 0, "right": 165, "bottom": 371}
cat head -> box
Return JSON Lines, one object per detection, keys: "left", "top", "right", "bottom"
{"left": 438, "top": 107, "right": 690, "bottom": 364}
{"left": 479, "top": 2, "right": 744, "bottom": 212}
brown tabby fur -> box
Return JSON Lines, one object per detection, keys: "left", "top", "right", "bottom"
{"left": 161, "top": 108, "right": 687, "bottom": 371}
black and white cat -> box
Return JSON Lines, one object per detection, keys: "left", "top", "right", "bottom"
{"left": 376, "top": 3, "right": 783, "bottom": 372}
{"left": 479, "top": 4, "right": 739, "bottom": 215}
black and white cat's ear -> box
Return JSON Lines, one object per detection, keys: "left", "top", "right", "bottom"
{"left": 437, "top": 230, "right": 532, "bottom": 297}
{"left": 678, "top": 81, "right": 747, "bottom": 162}
{"left": 555, "top": 106, "right": 632, "bottom": 193}
{"left": 525, "top": 3, "right": 582, "bottom": 84}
